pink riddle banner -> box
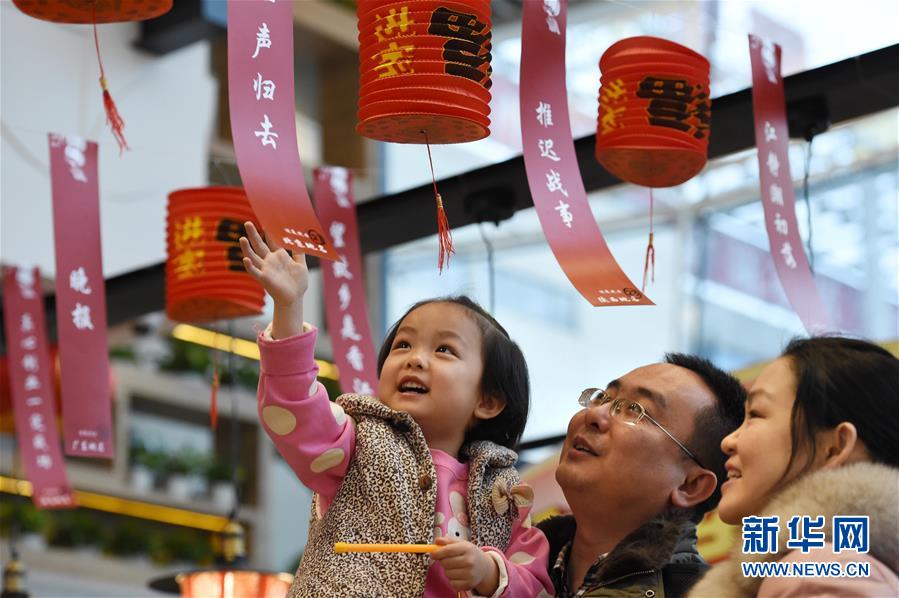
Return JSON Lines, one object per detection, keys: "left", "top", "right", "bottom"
{"left": 228, "top": 0, "right": 334, "bottom": 261}
{"left": 48, "top": 134, "right": 114, "bottom": 458}
{"left": 748, "top": 35, "right": 831, "bottom": 333}
{"left": 313, "top": 168, "right": 378, "bottom": 396}
{"left": 2, "top": 267, "right": 76, "bottom": 508}
{"left": 520, "top": 0, "right": 652, "bottom": 306}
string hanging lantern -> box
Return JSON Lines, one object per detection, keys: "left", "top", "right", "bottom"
{"left": 595, "top": 36, "right": 711, "bottom": 289}
{"left": 11, "top": 0, "right": 174, "bottom": 153}
{"left": 166, "top": 186, "right": 265, "bottom": 429}
{"left": 356, "top": 0, "right": 493, "bottom": 271}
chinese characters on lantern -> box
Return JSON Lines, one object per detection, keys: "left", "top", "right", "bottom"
{"left": 48, "top": 134, "right": 113, "bottom": 458}
{"left": 2, "top": 267, "right": 76, "bottom": 508}
{"left": 636, "top": 76, "right": 710, "bottom": 139}
{"left": 313, "top": 167, "right": 378, "bottom": 396}
{"left": 520, "top": 0, "right": 652, "bottom": 306}
{"left": 228, "top": 0, "right": 333, "bottom": 261}
{"left": 599, "top": 78, "right": 627, "bottom": 133}
{"left": 748, "top": 34, "right": 830, "bottom": 332}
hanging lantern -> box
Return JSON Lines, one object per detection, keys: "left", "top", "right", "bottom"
{"left": 595, "top": 36, "right": 711, "bottom": 188}
{"left": 11, "top": 0, "right": 171, "bottom": 23}
{"left": 12, "top": 0, "right": 172, "bottom": 153}
{"left": 166, "top": 187, "right": 265, "bottom": 324}
{"left": 149, "top": 520, "right": 293, "bottom": 598}
{"left": 356, "top": 0, "right": 493, "bottom": 144}
{"left": 356, "top": 0, "right": 493, "bottom": 271}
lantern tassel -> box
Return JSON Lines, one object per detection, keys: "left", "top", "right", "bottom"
{"left": 92, "top": 10, "right": 129, "bottom": 154}
{"left": 210, "top": 333, "right": 220, "bottom": 431}
{"left": 424, "top": 131, "right": 454, "bottom": 273}
{"left": 641, "top": 189, "right": 655, "bottom": 293}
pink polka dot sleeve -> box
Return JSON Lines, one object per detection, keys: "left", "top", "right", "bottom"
{"left": 257, "top": 326, "right": 355, "bottom": 506}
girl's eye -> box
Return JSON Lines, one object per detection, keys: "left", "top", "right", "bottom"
{"left": 747, "top": 410, "right": 762, "bottom": 419}
{"left": 436, "top": 345, "right": 456, "bottom": 355}
{"left": 393, "top": 340, "right": 410, "bottom": 350}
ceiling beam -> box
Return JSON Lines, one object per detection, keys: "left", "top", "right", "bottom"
{"left": 1, "top": 44, "right": 897, "bottom": 351}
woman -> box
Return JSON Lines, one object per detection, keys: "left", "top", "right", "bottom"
{"left": 690, "top": 336, "right": 898, "bottom": 597}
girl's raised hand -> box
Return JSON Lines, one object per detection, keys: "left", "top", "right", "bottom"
{"left": 239, "top": 221, "right": 308, "bottom": 307}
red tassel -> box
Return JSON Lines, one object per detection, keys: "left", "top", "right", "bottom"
{"left": 641, "top": 188, "right": 655, "bottom": 293}
{"left": 92, "top": 11, "right": 129, "bottom": 154}
{"left": 210, "top": 368, "right": 219, "bottom": 431}
{"left": 642, "top": 232, "right": 655, "bottom": 293}
{"left": 100, "top": 78, "right": 129, "bottom": 154}
{"left": 210, "top": 343, "right": 220, "bottom": 431}
{"left": 435, "top": 193, "right": 455, "bottom": 273}
{"left": 423, "top": 131, "right": 454, "bottom": 273}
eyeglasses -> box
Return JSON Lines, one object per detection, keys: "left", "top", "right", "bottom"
{"left": 578, "top": 388, "right": 705, "bottom": 469}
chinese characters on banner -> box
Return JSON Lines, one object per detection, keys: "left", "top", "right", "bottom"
{"left": 48, "top": 134, "right": 114, "bottom": 458}
{"left": 748, "top": 36, "right": 831, "bottom": 332}
{"left": 520, "top": 0, "right": 652, "bottom": 306}
{"left": 313, "top": 168, "right": 378, "bottom": 395}
{"left": 227, "top": 0, "right": 334, "bottom": 261}
{"left": 2, "top": 267, "right": 76, "bottom": 508}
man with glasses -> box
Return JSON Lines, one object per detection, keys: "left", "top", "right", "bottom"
{"left": 537, "top": 354, "right": 746, "bottom": 597}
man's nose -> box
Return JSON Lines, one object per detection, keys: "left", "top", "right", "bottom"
{"left": 583, "top": 400, "right": 612, "bottom": 431}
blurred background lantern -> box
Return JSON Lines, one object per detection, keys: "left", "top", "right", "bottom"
{"left": 148, "top": 520, "right": 292, "bottom": 598}
{"left": 595, "top": 36, "right": 711, "bottom": 188}
{"left": 165, "top": 187, "right": 265, "bottom": 325}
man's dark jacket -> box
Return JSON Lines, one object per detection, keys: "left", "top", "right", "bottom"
{"left": 537, "top": 512, "right": 709, "bottom": 597}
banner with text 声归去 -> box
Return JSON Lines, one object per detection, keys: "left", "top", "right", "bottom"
{"left": 228, "top": 0, "right": 335, "bottom": 261}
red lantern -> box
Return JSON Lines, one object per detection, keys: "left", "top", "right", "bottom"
{"left": 165, "top": 187, "right": 265, "bottom": 324}
{"left": 595, "top": 36, "right": 711, "bottom": 188}
{"left": 11, "top": 0, "right": 171, "bottom": 23}
{"left": 356, "top": 1, "right": 493, "bottom": 271}
{"left": 356, "top": 0, "right": 493, "bottom": 144}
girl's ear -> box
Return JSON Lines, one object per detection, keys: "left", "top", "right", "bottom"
{"left": 474, "top": 393, "right": 506, "bottom": 421}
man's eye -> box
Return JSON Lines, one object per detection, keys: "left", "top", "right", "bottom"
{"left": 624, "top": 402, "right": 642, "bottom": 416}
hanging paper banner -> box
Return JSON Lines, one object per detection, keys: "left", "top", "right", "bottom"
{"left": 313, "top": 168, "right": 379, "bottom": 395}
{"left": 227, "top": 0, "right": 334, "bottom": 261}
{"left": 520, "top": 0, "right": 652, "bottom": 306}
{"left": 748, "top": 35, "right": 831, "bottom": 333}
{"left": 2, "top": 267, "right": 76, "bottom": 509}
{"left": 48, "top": 134, "right": 114, "bottom": 458}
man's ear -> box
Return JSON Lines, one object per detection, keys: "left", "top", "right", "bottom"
{"left": 474, "top": 393, "right": 506, "bottom": 421}
{"left": 670, "top": 467, "right": 717, "bottom": 511}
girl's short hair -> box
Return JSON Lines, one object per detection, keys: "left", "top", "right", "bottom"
{"left": 781, "top": 336, "right": 899, "bottom": 474}
{"left": 376, "top": 296, "right": 530, "bottom": 450}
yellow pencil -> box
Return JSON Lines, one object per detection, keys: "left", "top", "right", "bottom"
{"left": 334, "top": 542, "right": 439, "bottom": 554}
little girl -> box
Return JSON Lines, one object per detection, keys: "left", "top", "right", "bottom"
{"left": 240, "top": 223, "right": 553, "bottom": 598}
